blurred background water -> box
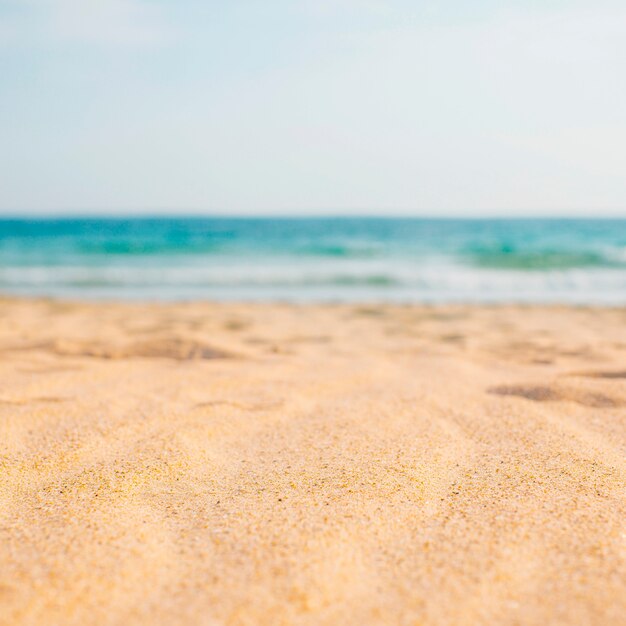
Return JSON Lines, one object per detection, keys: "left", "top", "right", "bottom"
{"left": 0, "top": 217, "right": 624, "bottom": 303}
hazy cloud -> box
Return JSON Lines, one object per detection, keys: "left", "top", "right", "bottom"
{"left": 297, "top": 0, "right": 394, "bottom": 18}
{"left": 0, "top": 0, "right": 173, "bottom": 47}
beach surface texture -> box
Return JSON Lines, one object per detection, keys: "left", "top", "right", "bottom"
{"left": 1, "top": 299, "right": 625, "bottom": 626}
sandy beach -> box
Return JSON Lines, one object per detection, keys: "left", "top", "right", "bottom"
{"left": 0, "top": 298, "right": 624, "bottom": 626}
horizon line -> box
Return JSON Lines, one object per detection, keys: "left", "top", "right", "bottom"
{"left": 0, "top": 212, "right": 625, "bottom": 221}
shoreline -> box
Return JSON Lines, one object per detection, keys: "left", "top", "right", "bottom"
{"left": 2, "top": 292, "right": 626, "bottom": 307}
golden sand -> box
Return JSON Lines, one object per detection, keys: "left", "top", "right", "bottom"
{"left": 0, "top": 298, "right": 624, "bottom": 625}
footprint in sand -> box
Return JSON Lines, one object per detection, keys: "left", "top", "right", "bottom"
{"left": 0, "top": 396, "right": 71, "bottom": 405}
{"left": 569, "top": 370, "right": 626, "bottom": 380}
{"left": 32, "top": 337, "right": 234, "bottom": 361}
{"left": 487, "top": 384, "right": 621, "bottom": 408}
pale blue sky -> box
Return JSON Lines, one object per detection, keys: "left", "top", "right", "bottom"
{"left": 1, "top": 0, "right": 625, "bottom": 216}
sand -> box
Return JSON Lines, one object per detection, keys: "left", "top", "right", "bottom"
{"left": 0, "top": 298, "right": 624, "bottom": 625}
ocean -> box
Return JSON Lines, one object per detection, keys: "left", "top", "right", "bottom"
{"left": 0, "top": 217, "right": 624, "bottom": 303}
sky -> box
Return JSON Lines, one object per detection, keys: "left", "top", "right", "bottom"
{"left": 0, "top": 0, "right": 625, "bottom": 217}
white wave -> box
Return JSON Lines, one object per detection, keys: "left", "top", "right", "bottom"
{"left": 1, "top": 260, "right": 625, "bottom": 304}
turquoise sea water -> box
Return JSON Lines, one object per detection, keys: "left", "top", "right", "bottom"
{"left": 0, "top": 218, "right": 625, "bottom": 303}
